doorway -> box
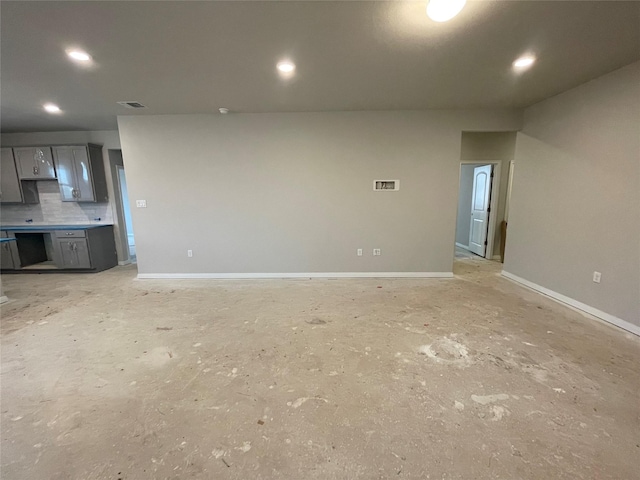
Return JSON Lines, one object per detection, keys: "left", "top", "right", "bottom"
{"left": 117, "top": 166, "right": 135, "bottom": 261}
{"left": 107, "top": 149, "right": 135, "bottom": 265}
{"left": 455, "top": 162, "right": 501, "bottom": 260}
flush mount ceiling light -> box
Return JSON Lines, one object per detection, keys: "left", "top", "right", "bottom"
{"left": 277, "top": 61, "right": 296, "bottom": 74}
{"left": 426, "top": 0, "right": 467, "bottom": 22}
{"left": 513, "top": 55, "right": 536, "bottom": 69}
{"left": 66, "top": 49, "right": 92, "bottom": 62}
{"left": 43, "top": 103, "right": 61, "bottom": 114}
{"left": 219, "top": 107, "right": 229, "bottom": 114}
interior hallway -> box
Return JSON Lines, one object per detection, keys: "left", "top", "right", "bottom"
{"left": 1, "top": 258, "right": 638, "bottom": 479}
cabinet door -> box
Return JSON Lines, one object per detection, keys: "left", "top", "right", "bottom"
{"left": 14, "top": 147, "right": 56, "bottom": 179}
{"left": 59, "top": 239, "right": 91, "bottom": 269}
{"left": 52, "top": 146, "right": 96, "bottom": 202}
{"left": 1, "top": 242, "right": 16, "bottom": 269}
{"left": 0, "top": 148, "right": 23, "bottom": 203}
{"left": 51, "top": 147, "right": 76, "bottom": 201}
{"left": 71, "top": 147, "right": 95, "bottom": 201}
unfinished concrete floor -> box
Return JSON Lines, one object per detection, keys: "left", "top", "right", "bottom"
{"left": 1, "top": 258, "right": 639, "bottom": 480}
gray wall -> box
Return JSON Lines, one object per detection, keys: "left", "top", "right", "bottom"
{"left": 0, "top": 130, "right": 129, "bottom": 261}
{"left": 117, "top": 110, "right": 521, "bottom": 275}
{"left": 505, "top": 61, "right": 640, "bottom": 327}
{"left": 458, "top": 132, "right": 517, "bottom": 257}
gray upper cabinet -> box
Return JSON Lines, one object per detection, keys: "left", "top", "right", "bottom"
{"left": 1, "top": 148, "right": 23, "bottom": 203}
{"left": 14, "top": 147, "right": 56, "bottom": 179}
{"left": 52, "top": 144, "right": 108, "bottom": 203}
{"left": 0, "top": 148, "right": 39, "bottom": 204}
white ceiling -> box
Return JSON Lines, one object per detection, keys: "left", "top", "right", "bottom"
{"left": 1, "top": 1, "right": 639, "bottom": 133}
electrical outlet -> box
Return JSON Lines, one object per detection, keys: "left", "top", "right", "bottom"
{"left": 373, "top": 248, "right": 381, "bottom": 256}
{"left": 357, "top": 249, "right": 363, "bottom": 256}
{"left": 593, "top": 271, "right": 601, "bottom": 283}
{"left": 136, "top": 200, "right": 147, "bottom": 208}
{"left": 187, "top": 249, "right": 193, "bottom": 257}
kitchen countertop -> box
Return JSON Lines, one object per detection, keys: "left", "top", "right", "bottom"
{"left": 1, "top": 225, "right": 113, "bottom": 231}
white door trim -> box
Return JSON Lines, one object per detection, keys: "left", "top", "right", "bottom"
{"left": 116, "top": 165, "right": 133, "bottom": 261}
{"left": 458, "top": 161, "right": 502, "bottom": 259}
{"left": 505, "top": 160, "right": 515, "bottom": 222}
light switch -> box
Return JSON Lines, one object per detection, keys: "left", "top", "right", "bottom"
{"left": 136, "top": 200, "right": 147, "bottom": 208}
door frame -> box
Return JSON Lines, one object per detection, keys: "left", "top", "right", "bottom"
{"left": 458, "top": 160, "right": 502, "bottom": 260}
{"left": 116, "top": 165, "right": 135, "bottom": 257}
{"left": 504, "top": 160, "right": 515, "bottom": 222}
{"left": 107, "top": 149, "right": 133, "bottom": 265}
{"left": 115, "top": 165, "right": 133, "bottom": 263}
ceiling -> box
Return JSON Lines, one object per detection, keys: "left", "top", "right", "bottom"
{"left": 1, "top": 1, "right": 639, "bottom": 133}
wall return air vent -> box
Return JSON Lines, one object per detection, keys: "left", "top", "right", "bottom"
{"left": 117, "top": 101, "right": 146, "bottom": 109}
{"left": 373, "top": 180, "right": 399, "bottom": 191}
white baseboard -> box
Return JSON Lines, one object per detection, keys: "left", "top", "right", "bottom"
{"left": 455, "top": 242, "right": 469, "bottom": 250}
{"left": 118, "top": 259, "right": 133, "bottom": 266}
{"left": 0, "top": 295, "right": 8, "bottom": 305}
{"left": 137, "top": 272, "right": 454, "bottom": 280}
{"left": 501, "top": 271, "right": 640, "bottom": 337}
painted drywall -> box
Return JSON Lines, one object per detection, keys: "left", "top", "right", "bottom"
{"left": 459, "top": 132, "right": 516, "bottom": 257}
{"left": 505, "top": 61, "right": 640, "bottom": 328}
{"left": 0, "top": 130, "right": 128, "bottom": 261}
{"left": 455, "top": 164, "right": 476, "bottom": 247}
{"left": 460, "top": 132, "right": 517, "bottom": 161}
{"left": 118, "top": 110, "right": 521, "bottom": 276}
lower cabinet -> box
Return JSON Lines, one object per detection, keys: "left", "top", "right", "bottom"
{"left": 0, "top": 226, "right": 117, "bottom": 273}
{"left": 1, "top": 241, "right": 17, "bottom": 270}
{"left": 58, "top": 238, "right": 91, "bottom": 269}
{"left": 0, "top": 232, "right": 18, "bottom": 270}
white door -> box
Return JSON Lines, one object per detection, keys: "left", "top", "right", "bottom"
{"left": 468, "top": 165, "right": 492, "bottom": 257}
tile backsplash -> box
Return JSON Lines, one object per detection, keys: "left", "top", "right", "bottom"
{"left": 1, "top": 181, "right": 113, "bottom": 226}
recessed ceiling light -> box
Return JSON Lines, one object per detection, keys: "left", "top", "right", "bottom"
{"left": 67, "top": 50, "right": 92, "bottom": 62}
{"left": 219, "top": 108, "right": 229, "bottom": 114}
{"left": 43, "top": 103, "right": 61, "bottom": 114}
{"left": 426, "top": 0, "right": 467, "bottom": 22}
{"left": 277, "top": 61, "right": 296, "bottom": 74}
{"left": 513, "top": 55, "right": 536, "bottom": 69}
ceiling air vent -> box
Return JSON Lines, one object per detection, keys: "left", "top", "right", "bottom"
{"left": 373, "top": 180, "right": 399, "bottom": 191}
{"left": 117, "top": 101, "right": 146, "bottom": 109}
